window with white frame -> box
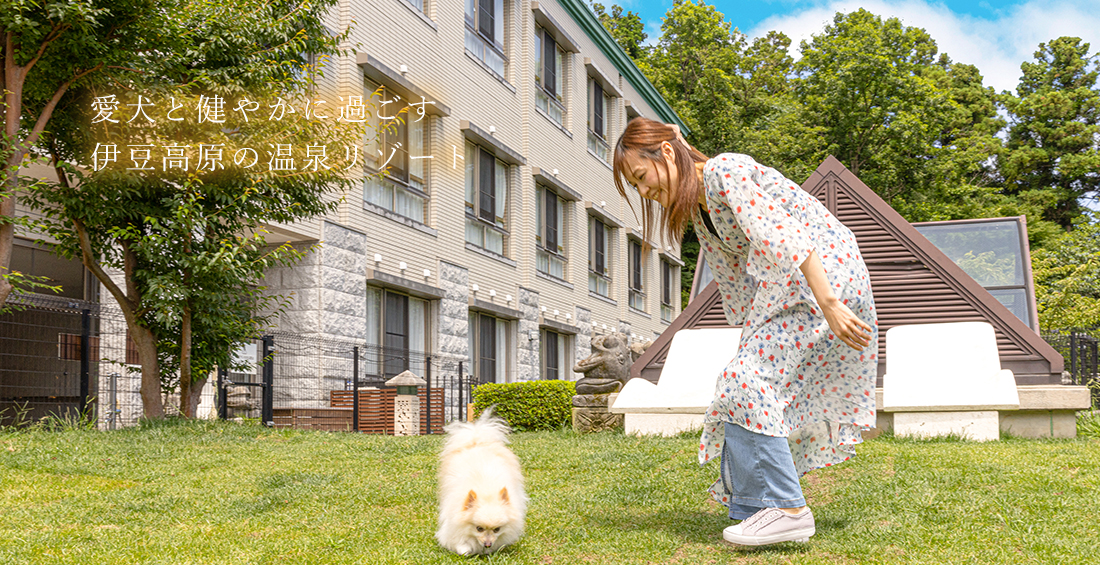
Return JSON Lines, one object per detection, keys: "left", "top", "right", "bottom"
{"left": 535, "top": 26, "right": 565, "bottom": 126}
{"left": 536, "top": 185, "right": 566, "bottom": 279}
{"left": 407, "top": 0, "right": 427, "bottom": 16}
{"left": 660, "top": 259, "right": 675, "bottom": 323}
{"left": 464, "top": 141, "right": 509, "bottom": 255}
{"left": 364, "top": 79, "right": 430, "bottom": 222}
{"left": 628, "top": 239, "right": 645, "bottom": 311}
{"left": 464, "top": 0, "right": 506, "bottom": 77}
{"left": 365, "top": 287, "right": 429, "bottom": 379}
{"left": 587, "top": 76, "right": 612, "bottom": 163}
{"left": 468, "top": 312, "right": 509, "bottom": 384}
{"left": 540, "top": 329, "right": 570, "bottom": 380}
{"left": 588, "top": 216, "right": 611, "bottom": 297}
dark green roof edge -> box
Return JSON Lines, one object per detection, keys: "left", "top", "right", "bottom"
{"left": 557, "top": 0, "right": 689, "bottom": 135}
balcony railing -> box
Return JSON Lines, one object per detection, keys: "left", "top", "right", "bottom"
{"left": 587, "top": 130, "right": 609, "bottom": 163}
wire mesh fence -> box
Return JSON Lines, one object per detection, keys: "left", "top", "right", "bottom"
{"left": 2, "top": 294, "right": 493, "bottom": 432}
{"left": 215, "top": 332, "right": 489, "bottom": 433}
{"left": 0, "top": 293, "right": 142, "bottom": 429}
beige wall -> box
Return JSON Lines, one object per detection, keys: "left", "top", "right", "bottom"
{"left": 324, "top": 0, "right": 683, "bottom": 363}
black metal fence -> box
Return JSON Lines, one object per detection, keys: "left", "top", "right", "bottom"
{"left": 0, "top": 293, "right": 143, "bottom": 428}
{"left": 214, "top": 332, "right": 488, "bottom": 433}
{"left": 2, "top": 295, "right": 490, "bottom": 431}
{"left": 1042, "top": 328, "right": 1100, "bottom": 407}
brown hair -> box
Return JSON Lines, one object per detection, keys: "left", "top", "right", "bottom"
{"left": 612, "top": 117, "right": 710, "bottom": 248}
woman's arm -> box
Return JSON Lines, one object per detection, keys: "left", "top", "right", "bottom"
{"left": 798, "top": 250, "right": 872, "bottom": 351}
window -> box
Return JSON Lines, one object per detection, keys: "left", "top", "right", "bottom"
{"left": 587, "top": 76, "right": 612, "bottom": 162}
{"left": 535, "top": 26, "right": 565, "bottom": 126}
{"left": 468, "top": 312, "right": 509, "bottom": 384}
{"left": 124, "top": 331, "right": 140, "bottom": 365}
{"left": 540, "top": 329, "right": 569, "bottom": 380}
{"left": 465, "top": 0, "right": 506, "bottom": 77}
{"left": 58, "top": 333, "right": 100, "bottom": 361}
{"left": 365, "top": 287, "right": 428, "bottom": 380}
{"left": 465, "top": 141, "right": 509, "bottom": 255}
{"left": 11, "top": 239, "right": 90, "bottom": 300}
{"left": 407, "top": 0, "right": 426, "bottom": 15}
{"left": 628, "top": 239, "right": 645, "bottom": 311}
{"left": 536, "top": 185, "right": 566, "bottom": 279}
{"left": 364, "top": 79, "right": 430, "bottom": 222}
{"left": 660, "top": 260, "right": 675, "bottom": 323}
{"left": 588, "top": 216, "right": 611, "bottom": 297}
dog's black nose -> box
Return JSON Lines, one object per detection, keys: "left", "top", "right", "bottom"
{"left": 483, "top": 542, "right": 493, "bottom": 547}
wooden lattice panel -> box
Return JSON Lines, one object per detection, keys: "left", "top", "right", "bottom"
{"left": 330, "top": 388, "right": 444, "bottom": 434}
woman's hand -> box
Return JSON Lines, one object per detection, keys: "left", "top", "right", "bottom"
{"left": 797, "top": 250, "right": 872, "bottom": 350}
{"left": 820, "top": 297, "right": 873, "bottom": 351}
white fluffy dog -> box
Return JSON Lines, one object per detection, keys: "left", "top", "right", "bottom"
{"left": 435, "top": 409, "right": 527, "bottom": 555}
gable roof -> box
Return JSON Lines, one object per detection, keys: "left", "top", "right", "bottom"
{"left": 632, "top": 156, "right": 1064, "bottom": 386}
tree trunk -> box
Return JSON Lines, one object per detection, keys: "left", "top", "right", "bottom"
{"left": 0, "top": 157, "right": 16, "bottom": 308}
{"left": 130, "top": 322, "right": 163, "bottom": 419}
{"left": 72, "top": 216, "right": 165, "bottom": 419}
{"left": 181, "top": 376, "right": 207, "bottom": 419}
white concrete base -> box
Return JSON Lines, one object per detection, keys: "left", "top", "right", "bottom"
{"left": 624, "top": 413, "right": 704, "bottom": 437}
{"left": 893, "top": 410, "right": 1000, "bottom": 441}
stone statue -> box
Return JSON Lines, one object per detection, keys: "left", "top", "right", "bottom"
{"left": 573, "top": 332, "right": 650, "bottom": 394}
{"left": 571, "top": 332, "right": 652, "bottom": 432}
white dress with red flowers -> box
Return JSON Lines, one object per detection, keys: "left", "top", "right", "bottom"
{"left": 694, "top": 153, "right": 879, "bottom": 506}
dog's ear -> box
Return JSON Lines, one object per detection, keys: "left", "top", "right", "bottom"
{"left": 499, "top": 487, "right": 509, "bottom": 505}
{"left": 463, "top": 490, "right": 478, "bottom": 511}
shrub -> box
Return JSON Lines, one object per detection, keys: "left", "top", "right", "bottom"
{"left": 472, "top": 380, "right": 575, "bottom": 431}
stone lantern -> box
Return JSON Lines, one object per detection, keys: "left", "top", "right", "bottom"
{"left": 386, "top": 370, "right": 426, "bottom": 436}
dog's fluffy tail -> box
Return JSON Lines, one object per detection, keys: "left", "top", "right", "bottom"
{"left": 441, "top": 407, "right": 511, "bottom": 454}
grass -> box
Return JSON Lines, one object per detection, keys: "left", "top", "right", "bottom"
{"left": 1, "top": 417, "right": 1098, "bottom": 565}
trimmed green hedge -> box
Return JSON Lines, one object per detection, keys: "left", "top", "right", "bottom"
{"left": 471, "top": 380, "right": 576, "bottom": 431}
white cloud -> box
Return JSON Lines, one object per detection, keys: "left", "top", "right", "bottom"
{"left": 643, "top": 20, "right": 662, "bottom": 47}
{"left": 745, "top": 0, "right": 1100, "bottom": 93}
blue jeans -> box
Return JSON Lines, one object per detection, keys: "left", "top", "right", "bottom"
{"left": 720, "top": 421, "right": 806, "bottom": 520}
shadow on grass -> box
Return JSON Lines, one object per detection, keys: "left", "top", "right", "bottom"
{"left": 582, "top": 504, "right": 844, "bottom": 553}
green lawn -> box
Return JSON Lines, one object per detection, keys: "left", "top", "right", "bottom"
{"left": 2, "top": 417, "right": 1098, "bottom": 565}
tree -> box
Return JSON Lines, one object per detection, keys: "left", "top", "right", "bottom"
{"left": 1001, "top": 37, "right": 1100, "bottom": 228}
{"left": 21, "top": 0, "right": 359, "bottom": 418}
{"left": 591, "top": 3, "right": 648, "bottom": 61}
{"left": 1032, "top": 215, "right": 1100, "bottom": 329}
{"left": 1, "top": 0, "right": 163, "bottom": 309}
{"left": 794, "top": 9, "right": 955, "bottom": 203}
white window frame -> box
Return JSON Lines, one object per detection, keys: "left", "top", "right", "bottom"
{"left": 628, "top": 238, "right": 645, "bottom": 312}
{"left": 587, "top": 75, "right": 612, "bottom": 163}
{"left": 660, "top": 259, "right": 675, "bottom": 323}
{"left": 363, "top": 79, "right": 430, "bottom": 223}
{"left": 365, "top": 286, "right": 430, "bottom": 380}
{"left": 468, "top": 311, "right": 510, "bottom": 384}
{"left": 535, "top": 25, "right": 566, "bottom": 126}
{"left": 588, "top": 215, "right": 611, "bottom": 297}
{"left": 539, "top": 328, "right": 572, "bottom": 380}
{"left": 464, "top": 0, "right": 507, "bottom": 77}
{"left": 464, "top": 141, "right": 510, "bottom": 256}
{"left": 536, "top": 185, "right": 567, "bottom": 279}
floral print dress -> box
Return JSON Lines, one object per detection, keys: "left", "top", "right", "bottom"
{"left": 694, "top": 153, "right": 879, "bottom": 506}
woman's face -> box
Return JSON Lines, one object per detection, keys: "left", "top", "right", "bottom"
{"left": 622, "top": 141, "right": 678, "bottom": 209}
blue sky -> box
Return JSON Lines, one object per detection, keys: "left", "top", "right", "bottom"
{"left": 617, "top": 0, "right": 1100, "bottom": 93}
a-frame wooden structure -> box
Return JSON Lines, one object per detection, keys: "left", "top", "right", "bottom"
{"left": 633, "top": 157, "right": 1064, "bottom": 386}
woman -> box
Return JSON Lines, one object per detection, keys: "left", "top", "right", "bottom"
{"left": 612, "top": 117, "right": 878, "bottom": 547}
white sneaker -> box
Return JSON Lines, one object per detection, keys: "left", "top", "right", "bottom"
{"left": 723, "top": 507, "right": 815, "bottom": 546}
